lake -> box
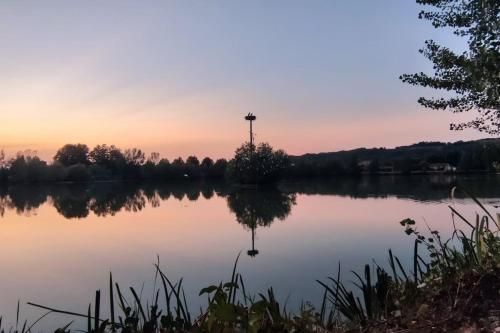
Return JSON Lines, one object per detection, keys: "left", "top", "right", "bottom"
{"left": 0, "top": 175, "right": 499, "bottom": 330}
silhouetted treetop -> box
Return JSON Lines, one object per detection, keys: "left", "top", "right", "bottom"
{"left": 186, "top": 156, "right": 200, "bottom": 167}
{"left": 172, "top": 157, "right": 184, "bottom": 166}
{"left": 54, "top": 144, "right": 90, "bottom": 166}
{"left": 400, "top": 0, "right": 499, "bottom": 134}
{"left": 124, "top": 148, "right": 146, "bottom": 166}
{"left": 147, "top": 152, "right": 160, "bottom": 164}
{"left": 201, "top": 157, "right": 214, "bottom": 169}
{"left": 89, "top": 145, "right": 125, "bottom": 165}
{"left": 228, "top": 142, "right": 290, "bottom": 184}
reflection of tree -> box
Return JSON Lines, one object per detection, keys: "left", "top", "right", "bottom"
{"left": 186, "top": 188, "right": 200, "bottom": 201}
{"left": 171, "top": 188, "right": 185, "bottom": 201}
{"left": 0, "top": 182, "right": 207, "bottom": 218}
{"left": 2, "top": 176, "right": 499, "bottom": 220}
{"left": 88, "top": 184, "right": 142, "bottom": 217}
{"left": 142, "top": 185, "right": 161, "bottom": 208}
{"left": 51, "top": 185, "right": 90, "bottom": 219}
{"left": 226, "top": 188, "right": 296, "bottom": 256}
{"left": 0, "top": 189, "right": 9, "bottom": 217}
{"left": 39, "top": 182, "right": 218, "bottom": 218}
{"left": 226, "top": 189, "right": 296, "bottom": 228}
{"left": 278, "top": 175, "right": 500, "bottom": 201}
{"left": 8, "top": 185, "right": 49, "bottom": 216}
{"left": 156, "top": 187, "right": 171, "bottom": 200}
{"left": 123, "top": 192, "right": 146, "bottom": 213}
{"left": 201, "top": 187, "right": 214, "bottom": 200}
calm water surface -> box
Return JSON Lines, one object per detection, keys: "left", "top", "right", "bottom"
{"left": 0, "top": 175, "right": 499, "bottom": 329}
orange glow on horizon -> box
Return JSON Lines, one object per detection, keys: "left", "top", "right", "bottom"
{"left": 0, "top": 104, "right": 490, "bottom": 162}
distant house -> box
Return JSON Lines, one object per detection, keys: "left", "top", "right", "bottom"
{"left": 358, "top": 160, "right": 371, "bottom": 171}
{"left": 428, "top": 163, "right": 456, "bottom": 173}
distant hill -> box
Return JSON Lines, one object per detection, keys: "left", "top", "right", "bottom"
{"left": 289, "top": 138, "right": 500, "bottom": 176}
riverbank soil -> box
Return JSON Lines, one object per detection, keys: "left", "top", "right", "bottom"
{"left": 361, "top": 270, "right": 500, "bottom": 333}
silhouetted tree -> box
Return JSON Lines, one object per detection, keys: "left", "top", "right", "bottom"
{"left": 89, "top": 144, "right": 126, "bottom": 174}
{"left": 0, "top": 150, "right": 6, "bottom": 183}
{"left": 141, "top": 153, "right": 160, "bottom": 179}
{"left": 0, "top": 168, "right": 7, "bottom": 183}
{"left": 46, "top": 162, "right": 67, "bottom": 182}
{"left": 172, "top": 157, "right": 184, "bottom": 165}
{"left": 186, "top": 156, "right": 200, "bottom": 167}
{"left": 157, "top": 158, "right": 171, "bottom": 179}
{"left": 200, "top": 157, "right": 214, "bottom": 177}
{"left": 89, "top": 144, "right": 112, "bottom": 164}
{"left": 228, "top": 143, "right": 289, "bottom": 184}
{"left": 0, "top": 150, "right": 5, "bottom": 168}
{"left": 211, "top": 159, "right": 228, "bottom": 178}
{"left": 141, "top": 160, "right": 157, "bottom": 179}
{"left": 185, "top": 156, "right": 201, "bottom": 178}
{"left": 54, "top": 144, "right": 90, "bottom": 166}
{"left": 124, "top": 148, "right": 145, "bottom": 166}
{"left": 9, "top": 152, "right": 47, "bottom": 182}
{"left": 66, "top": 164, "right": 91, "bottom": 182}
{"left": 171, "top": 157, "right": 186, "bottom": 179}
{"left": 147, "top": 152, "right": 160, "bottom": 164}
{"left": 88, "top": 164, "right": 111, "bottom": 180}
{"left": 123, "top": 148, "right": 145, "bottom": 179}
{"left": 400, "top": 0, "right": 500, "bottom": 134}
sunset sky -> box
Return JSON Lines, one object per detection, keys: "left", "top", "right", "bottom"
{"left": 0, "top": 1, "right": 490, "bottom": 161}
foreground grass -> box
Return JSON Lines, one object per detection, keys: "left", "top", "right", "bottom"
{"left": 2, "top": 187, "right": 499, "bottom": 333}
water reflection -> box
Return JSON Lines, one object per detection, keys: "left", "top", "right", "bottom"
{"left": 280, "top": 175, "right": 500, "bottom": 201}
{"left": 0, "top": 175, "right": 499, "bottom": 220}
{"left": 0, "top": 182, "right": 226, "bottom": 218}
{"left": 0, "top": 175, "right": 499, "bottom": 330}
{"left": 226, "top": 189, "right": 296, "bottom": 256}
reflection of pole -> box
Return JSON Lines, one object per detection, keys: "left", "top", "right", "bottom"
{"left": 247, "top": 226, "right": 259, "bottom": 257}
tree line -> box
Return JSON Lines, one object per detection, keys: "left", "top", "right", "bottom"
{"left": 288, "top": 139, "right": 500, "bottom": 177}
{"left": 0, "top": 141, "right": 290, "bottom": 184}
{"left": 1, "top": 139, "right": 499, "bottom": 184}
{"left": 0, "top": 144, "right": 228, "bottom": 183}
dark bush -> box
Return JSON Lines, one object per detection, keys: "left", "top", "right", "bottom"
{"left": 65, "top": 164, "right": 90, "bottom": 182}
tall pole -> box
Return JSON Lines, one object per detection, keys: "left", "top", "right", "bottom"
{"left": 250, "top": 119, "right": 253, "bottom": 147}
{"left": 245, "top": 113, "right": 257, "bottom": 148}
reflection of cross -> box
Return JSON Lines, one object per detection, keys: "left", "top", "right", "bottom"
{"left": 247, "top": 226, "right": 259, "bottom": 257}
